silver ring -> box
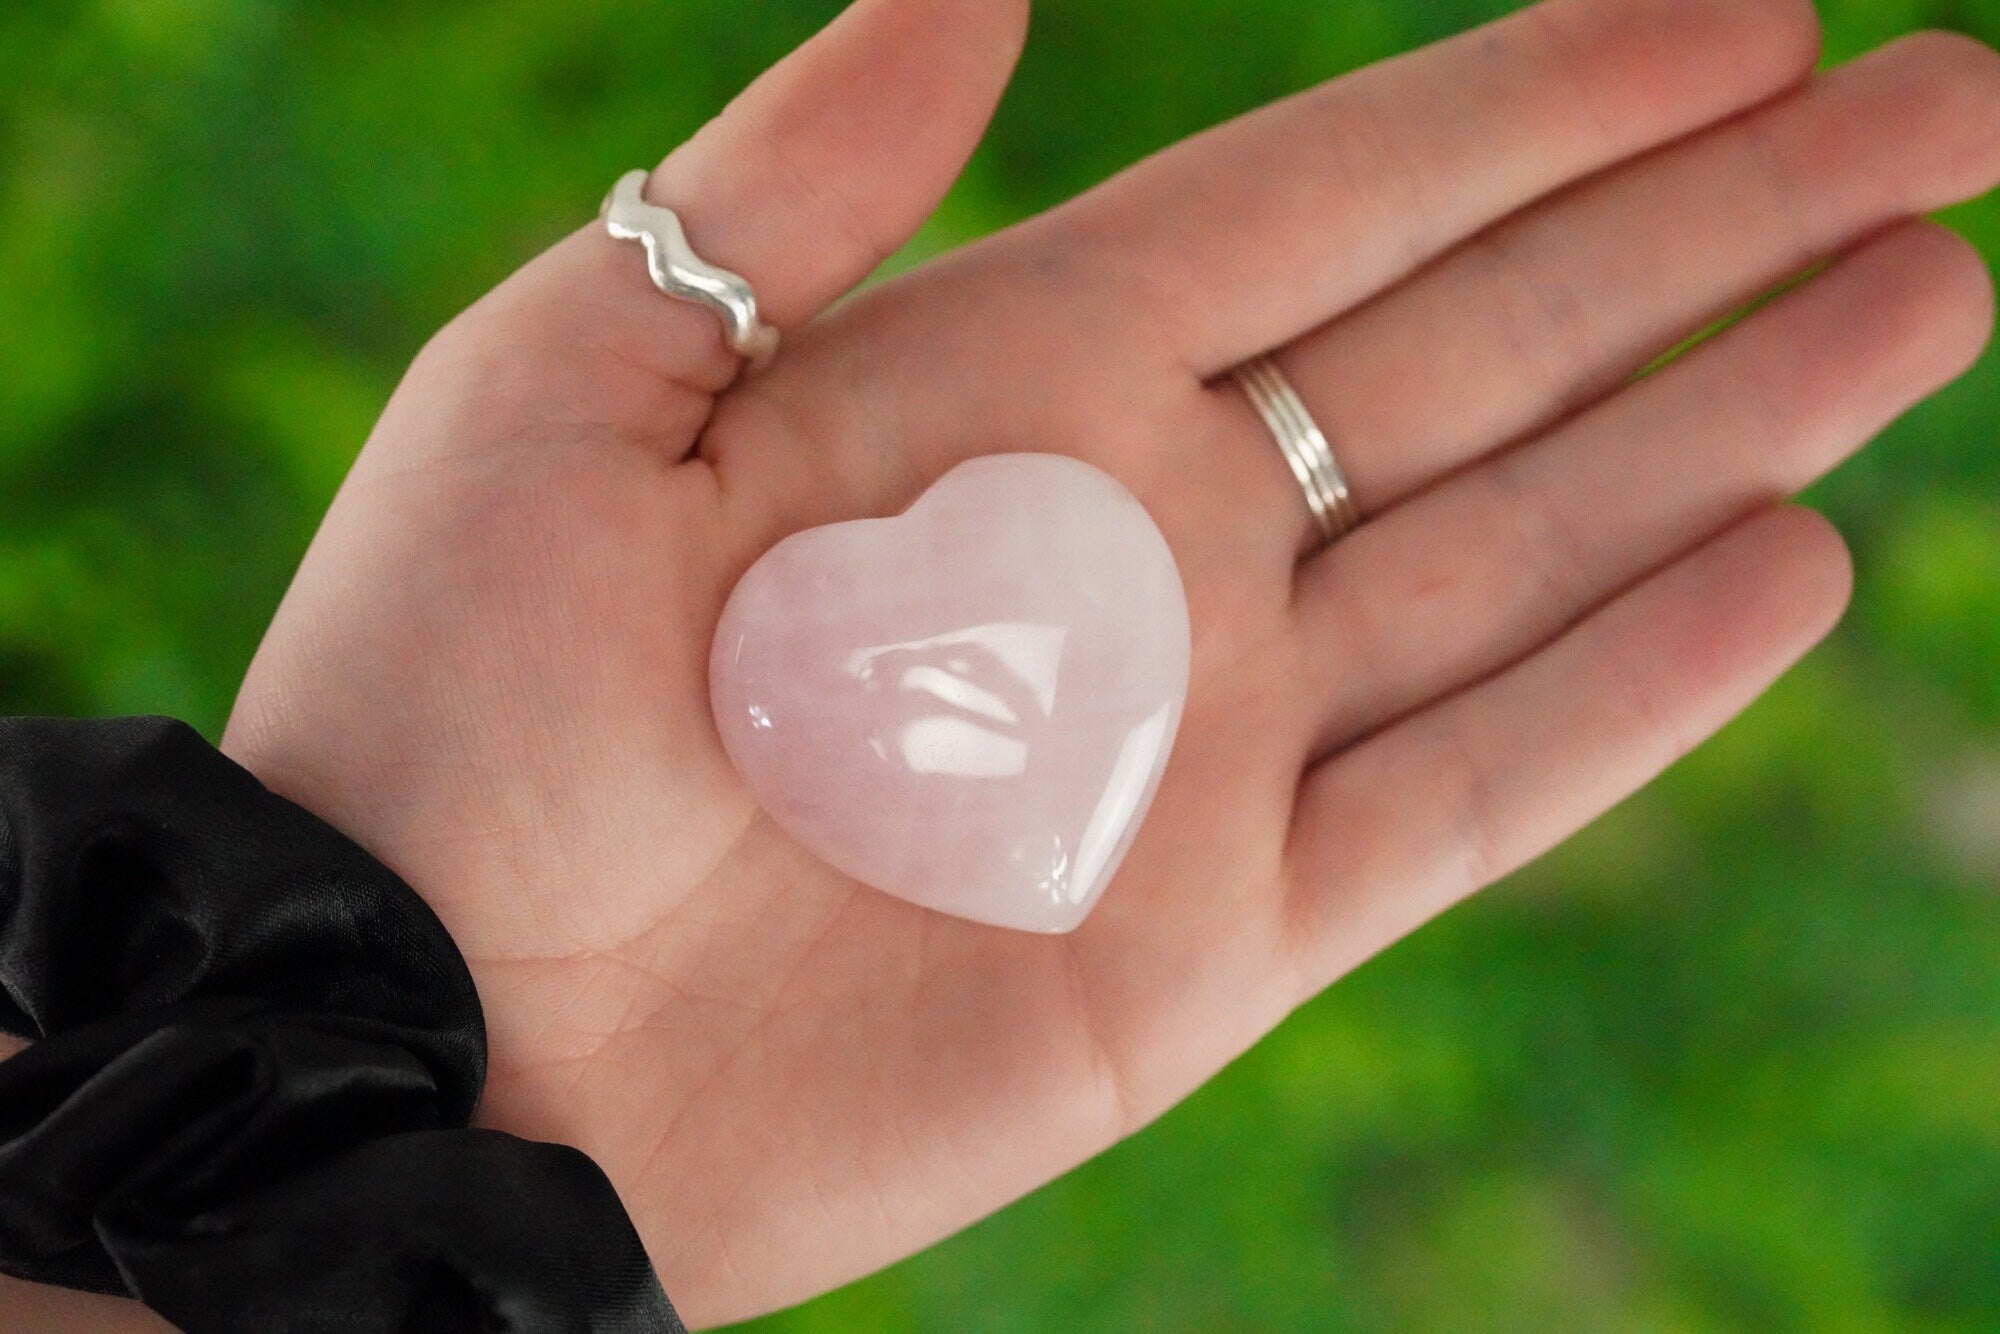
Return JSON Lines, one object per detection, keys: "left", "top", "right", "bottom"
{"left": 603, "top": 169, "right": 781, "bottom": 369}
{"left": 1232, "top": 356, "right": 1360, "bottom": 549}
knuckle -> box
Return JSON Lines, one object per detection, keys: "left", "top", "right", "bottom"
{"left": 1309, "top": 81, "right": 1441, "bottom": 263}
{"left": 768, "top": 140, "right": 894, "bottom": 276}
{"left": 1437, "top": 716, "right": 1508, "bottom": 895}
{"left": 1515, "top": 2, "right": 1617, "bottom": 141}
{"left": 1605, "top": 631, "right": 1696, "bottom": 767}
{"left": 1295, "top": 571, "right": 1385, "bottom": 746}
{"left": 1492, "top": 460, "right": 1595, "bottom": 621}
{"left": 1467, "top": 225, "right": 1598, "bottom": 404}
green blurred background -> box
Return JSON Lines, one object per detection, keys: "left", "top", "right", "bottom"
{"left": 3, "top": 0, "right": 1998, "bottom": 1328}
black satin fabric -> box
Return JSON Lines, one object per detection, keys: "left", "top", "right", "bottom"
{"left": 0, "top": 717, "right": 685, "bottom": 1333}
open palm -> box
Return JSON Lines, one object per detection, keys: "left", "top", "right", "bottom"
{"left": 211, "top": 0, "right": 2000, "bottom": 1326}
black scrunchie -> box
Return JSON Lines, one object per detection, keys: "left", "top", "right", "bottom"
{"left": 0, "top": 717, "right": 684, "bottom": 1333}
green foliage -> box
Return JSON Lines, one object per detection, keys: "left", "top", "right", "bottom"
{"left": 3, "top": 2, "right": 1997, "bottom": 1329}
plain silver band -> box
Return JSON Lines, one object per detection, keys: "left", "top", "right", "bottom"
{"left": 1232, "top": 356, "right": 1360, "bottom": 549}
{"left": 603, "top": 169, "right": 781, "bottom": 368}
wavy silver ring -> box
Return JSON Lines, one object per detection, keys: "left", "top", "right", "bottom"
{"left": 1232, "top": 356, "right": 1361, "bottom": 550}
{"left": 603, "top": 169, "right": 781, "bottom": 369}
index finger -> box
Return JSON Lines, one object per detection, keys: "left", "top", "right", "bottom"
{"left": 1053, "top": 0, "right": 1824, "bottom": 378}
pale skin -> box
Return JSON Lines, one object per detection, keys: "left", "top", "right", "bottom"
{"left": 11, "top": 0, "right": 2000, "bottom": 1327}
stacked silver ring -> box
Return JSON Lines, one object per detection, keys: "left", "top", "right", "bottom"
{"left": 1232, "top": 356, "right": 1360, "bottom": 549}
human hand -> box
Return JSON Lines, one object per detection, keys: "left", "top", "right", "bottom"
{"left": 220, "top": 0, "right": 2000, "bottom": 1324}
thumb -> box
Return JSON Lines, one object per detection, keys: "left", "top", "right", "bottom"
{"left": 478, "top": 0, "right": 1031, "bottom": 411}
{"left": 658, "top": 0, "right": 1032, "bottom": 331}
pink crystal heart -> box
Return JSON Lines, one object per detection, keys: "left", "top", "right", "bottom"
{"left": 710, "top": 454, "right": 1191, "bottom": 934}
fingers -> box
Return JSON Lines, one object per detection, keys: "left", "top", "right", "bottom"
{"left": 1055, "top": 0, "right": 1821, "bottom": 377}
{"left": 449, "top": 0, "right": 1028, "bottom": 440}
{"left": 713, "top": 0, "right": 1821, "bottom": 566}
{"left": 1295, "top": 219, "right": 1995, "bottom": 761}
{"left": 739, "top": 0, "right": 1827, "bottom": 566}
{"left": 1282, "top": 505, "right": 1853, "bottom": 985}
{"left": 1266, "top": 29, "right": 2000, "bottom": 523}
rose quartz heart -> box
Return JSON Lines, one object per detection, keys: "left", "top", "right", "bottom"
{"left": 710, "top": 454, "right": 1191, "bottom": 934}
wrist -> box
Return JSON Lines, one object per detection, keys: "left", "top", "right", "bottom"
{"left": 0, "top": 1269, "right": 175, "bottom": 1332}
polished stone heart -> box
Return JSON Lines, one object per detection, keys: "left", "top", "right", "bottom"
{"left": 710, "top": 454, "right": 1191, "bottom": 934}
